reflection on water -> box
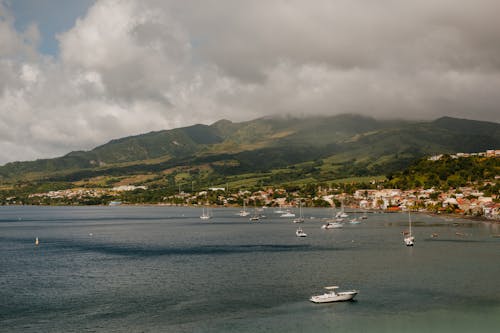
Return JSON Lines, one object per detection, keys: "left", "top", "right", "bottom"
{"left": 0, "top": 206, "right": 499, "bottom": 332}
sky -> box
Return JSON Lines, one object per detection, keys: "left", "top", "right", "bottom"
{"left": 1, "top": 0, "right": 499, "bottom": 165}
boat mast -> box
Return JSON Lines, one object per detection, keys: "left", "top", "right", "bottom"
{"left": 408, "top": 210, "right": 412, "bottom": 237}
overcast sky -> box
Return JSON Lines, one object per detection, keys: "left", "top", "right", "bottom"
{"left": 1, "top": 0, "right": 499, "bottom": 165}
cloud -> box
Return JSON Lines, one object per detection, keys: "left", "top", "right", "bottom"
{"left": 0, "top": 0, "right": 499, "bottom": 164}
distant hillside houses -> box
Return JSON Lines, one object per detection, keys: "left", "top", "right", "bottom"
{"left": 429, "top": 149, "right": 500, "bottom": 161}
{"left": 353, "top": 187, "right": 499, "bottom": 219}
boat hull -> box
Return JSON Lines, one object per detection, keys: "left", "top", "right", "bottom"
{"left": 404, "top": 236, "right": 415, "bottom": 246}
{"left": 321, "top": 222, "right": 343, "bottom": 229}
{"left": 310, "top": 291, "right": 358, "bottom": 303}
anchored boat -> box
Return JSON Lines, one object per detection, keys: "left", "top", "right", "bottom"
{"left": 310, "top": 286, "right": 358, "bottom": 303}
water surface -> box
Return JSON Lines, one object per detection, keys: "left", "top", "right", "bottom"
{"left": 1, "top": 206, "right": 499, "bottom": 332}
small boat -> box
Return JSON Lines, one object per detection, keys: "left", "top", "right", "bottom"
{"left": 238, "top": 201, "right": 250, "bottom": 216}
{"left": 296, "top": 227, "right": 307, "bottom": 237}
{"left": 238, "top": 210, "right": 250, "bottom": 216}
{"left": 200, "top": 207, "right": 211, "bottom": 220}
{"left": 280, "top": 210, "right": 296, "bottom": 218}
{"left": 249, "top": 202, "right": 261, "bottom": 221}
{"left": 336, "top": 212, "right": 348, "bottom": 218}
{"left": 35, "top": 237, "right": 39, "bottom": 246}
{"left": 293, "top": 201, "right": 305, "bottom": 223}
{"left": 349, "top": 211, "right": 360, "bottom": 224}
{"left": 336, "top": 200, "right": 348, "bottom": 218}
{"left": 310, "top": 286, "right": 358, "bottom": 303}
{"left": 321, "top": 222, "right": 343, "bottom": 229}
{"left": 403, "top": 211, "right": 414, "bottom": 246}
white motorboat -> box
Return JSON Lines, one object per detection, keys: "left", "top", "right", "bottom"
{"left": 296, "top": 227, "right": 307, "bottom": 237}
{"left": 321, "top": 222, "right": 343, "bottom": 229}
{"left": 310, "top": 286, "right": 358, "bottom": 303}
{"left": 403, "top": 211, "right": 415, "bottom": 246}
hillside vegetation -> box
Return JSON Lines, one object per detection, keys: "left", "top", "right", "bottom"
{"left": 388, "top": 155, "right": 500, "bottom": 195}
{"left": 0, "top": 114, "right": 499, "bottom": 194}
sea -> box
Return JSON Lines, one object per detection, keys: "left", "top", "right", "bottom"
{"left": 1, "top": 205, "right": 499, "bottom": 332}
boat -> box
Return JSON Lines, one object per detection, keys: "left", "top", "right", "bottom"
{"left": 321, "top": 222, "right": 343, "bottom": 229}
{"left": 280, "top": 210, "right": 296, "bottom": 218}
{"left": 349, "top": 218, "right": 361, "bottom": 224}
{"left": 238, "top": 200, "right": 250, "bottom": 216}
{"left": 336, "top": 201, "right": 348, "bottom": 218}
{"left": 403, "top": 211, "right": 415, "bottom": 246}
{"left": 249, "top": 201, "right": 261, "bottom": 221}
{"left": 310, "top": 286, "right": 358, "bottom": 303}
{"left": 35, "top": 237, "right": 39, "bottom": 246}
{"left": 293, "top": 201, "right": 305, "bottom": 223}
{"left": 249, "top": 216, "right": 260, "bottom": 221}
{"left": 296, "top": 227, "right": 307, "bottom": 237}
{"left": 200, "top": 207, "right": 211, "bottom": 220}
{"left": 274, "top": 207, "right": 285, "bottom": 214}
{"left": 349, "top": 211, "right": 360, "bottom": 224}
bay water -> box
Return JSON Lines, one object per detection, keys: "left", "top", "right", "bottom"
{"left": 1, "top": 206, "right": 499, "bottom": 332}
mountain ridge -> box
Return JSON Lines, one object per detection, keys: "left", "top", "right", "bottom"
{"left": 0, "top": 114, "right": 498, "bottom": 187}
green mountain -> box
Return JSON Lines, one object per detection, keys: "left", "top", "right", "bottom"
{"left": 0, "top": 114, "right": 499, "bottom": 190}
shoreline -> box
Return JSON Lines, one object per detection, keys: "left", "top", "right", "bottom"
{"left": 2, "top": 203, "right": 499, "bottom": 223}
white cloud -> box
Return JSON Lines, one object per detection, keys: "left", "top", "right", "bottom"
{"left": 0, "top": 0, "right": 499, "bottom": 165}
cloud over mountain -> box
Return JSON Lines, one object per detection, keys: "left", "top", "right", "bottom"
{"left": 0, "top": 0, "right": 499, "bottom": 164}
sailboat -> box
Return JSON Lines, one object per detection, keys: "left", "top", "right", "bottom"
{"left": 336, "top": 200, "right": 348, "bottom": 218}
{"left": 238, "top": 200, "right": 250, "bottom": 216}
{"left": 403, "top": 210, "right": 415, "bottom": 246}
{"left": 323, "top": 206, "right": 343, "bottom": 229}
{"left": 349, "top": 210, "right": 360, "bottom": 224}
{"left": 249, "top": 201, "right": 260, "bottom": 221}
{"left": 200, "top": 206, "right": 211, "bottom": 220}
{"left": 293, "top": 201, "right": 305, "bottom": 223}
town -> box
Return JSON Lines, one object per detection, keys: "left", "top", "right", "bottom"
{"left": 18, "top": 182, "right": 498, "bottom": 220}
{"left": 3, "top": 150, "right": 497, "bottom": 220}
